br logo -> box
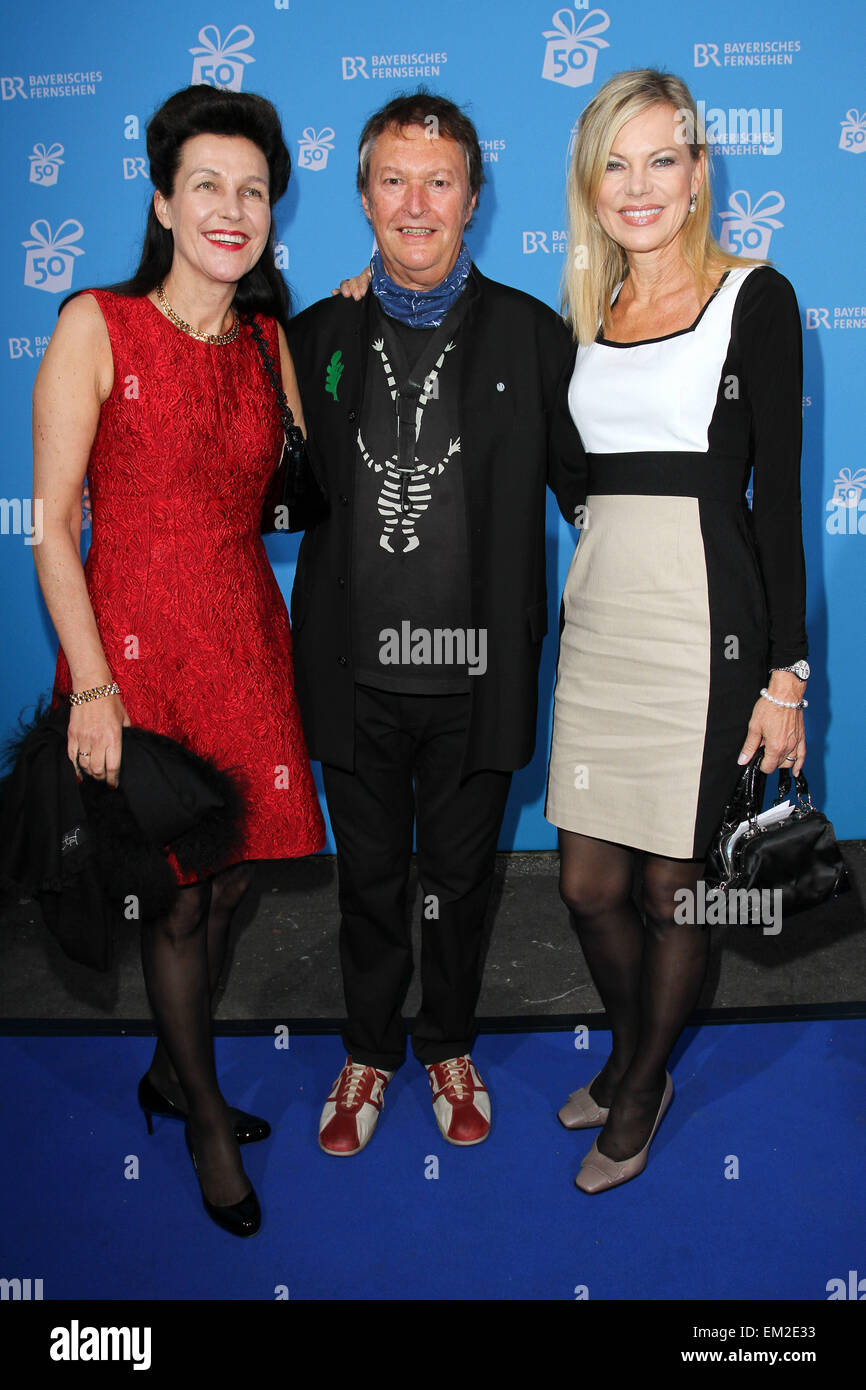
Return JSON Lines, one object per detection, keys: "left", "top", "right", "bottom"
{"left": 717, "top": 190, "right": 784, "bottom": 258}
{"left": 542, "top": 5, "right": 610, "bottom": 88}
{"left": 693, "top": 44, "right": 721, "bottom": 67}
{"left": 189, "top": 24, "right": 255, "bottom": 91}
{"left": 29, "top": 142, "right": 64, "bottom": 187}
{"left": 298, "top": 128, "right": 335, "bottom": 171}
{"left": 22, "top": 218, "right": 84, "bottom": 293}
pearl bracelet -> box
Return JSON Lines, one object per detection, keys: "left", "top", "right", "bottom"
{"left": 760, "top": 687, "right": 807, "bottom": 710}
{"left": 69, "top": 681, "right": 120, "bottom": 706}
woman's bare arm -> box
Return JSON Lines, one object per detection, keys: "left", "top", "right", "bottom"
{"left": 32, "top": 293, "right": 129, "bottom": 784}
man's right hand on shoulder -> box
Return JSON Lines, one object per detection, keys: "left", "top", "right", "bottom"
{"left": 331, "top": 266, "right": 372, "bottom": 300}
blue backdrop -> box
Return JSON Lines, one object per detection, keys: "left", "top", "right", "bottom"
{"left": 2, "top": 0, "right": 864, "bottom": 849}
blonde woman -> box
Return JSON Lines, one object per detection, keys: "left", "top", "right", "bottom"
{"left": 547, "top": 70, "right": 808, "bottom": 1191}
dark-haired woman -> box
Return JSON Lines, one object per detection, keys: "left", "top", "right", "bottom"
{"left": 32, "top": 85, "right": 324, "bottom": 1236}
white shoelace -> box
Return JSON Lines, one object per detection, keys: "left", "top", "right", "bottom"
{"left": 437, "top": 1057, "right": 471, "bottom": 1100}
{"left": 337, "top": 1063, "right": 377, "bottom": 1109}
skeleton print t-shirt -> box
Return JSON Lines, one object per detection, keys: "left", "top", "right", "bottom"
{"left": 351, "top": 290, "right": 474, "bottom": 694}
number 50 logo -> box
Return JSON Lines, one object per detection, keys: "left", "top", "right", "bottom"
{"left": 189, "top": 25, "right": 255, "bottom": 91}
{"left": 23, "top": 218, "right": 84, "bottom": 293}
{"left": 717, "top": 191, "right": 784, "bottom": 259}
{"left": 542, "top": 7, "right": 610, "bottom": 88}
{"left": 298, "top": 128, "right": 335, "bottom": 171}
{"left": 839, "top": 109, "right": 866, "bottom": 153}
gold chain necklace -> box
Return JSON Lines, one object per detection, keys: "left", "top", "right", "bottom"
{"left": 155, "top": 282, "right": 240, "bottom": 345}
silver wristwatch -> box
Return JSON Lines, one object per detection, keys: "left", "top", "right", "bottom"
{"left": 771, "top": 660, "right": 810, "bottom": 681}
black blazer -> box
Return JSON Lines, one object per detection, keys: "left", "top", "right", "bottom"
{"left": 287, "top": 266, "right": 580, "bottom": 777}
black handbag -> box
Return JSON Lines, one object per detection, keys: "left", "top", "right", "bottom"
{"left": 248, "top": 316, "right": 329, "bottom": 534}
{"left": 705, "top": 750, "right": 849, "bottom": 918}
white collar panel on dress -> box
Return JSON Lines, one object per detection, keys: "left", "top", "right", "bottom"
{"left": 569, "top": 266, "right": 756, "bottom": 456}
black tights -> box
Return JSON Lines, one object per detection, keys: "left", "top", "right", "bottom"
{"left": 140, "top": 863, "right": 253, "bottom": 1205}
{"left": 559, "top": 832, "right": 709, "bottom": 1161}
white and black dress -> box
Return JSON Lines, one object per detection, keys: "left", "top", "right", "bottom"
{"left": 546, "top": 265, "right": 808, "bottom": 859}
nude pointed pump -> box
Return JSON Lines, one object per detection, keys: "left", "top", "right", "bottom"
{"left": 574, "top": 1073, "right": 674, "bottom": 1193}
{"left": 557, "top": 1074, "right": 610, "bottom": 1130}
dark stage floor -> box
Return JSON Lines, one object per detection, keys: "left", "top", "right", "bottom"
{"left": 1, "top": 844, "right": 863, "bottom": 1028}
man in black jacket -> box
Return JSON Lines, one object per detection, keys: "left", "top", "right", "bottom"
{"left": 287, "top": 91, "right": 577, "bottom": 1155}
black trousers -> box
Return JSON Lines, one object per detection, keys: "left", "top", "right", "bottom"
{"left": 321, "top": 685, "right": 512, "bottom": 1070}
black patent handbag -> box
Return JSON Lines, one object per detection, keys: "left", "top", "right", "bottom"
{"left": 704, "top": 750, "right": 849, "bottom": 918}
{"left": 248, "top": 316, "right": 329, "bottom": 534}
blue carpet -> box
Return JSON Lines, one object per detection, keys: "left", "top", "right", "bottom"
{"left": 1, "top": 1021, "right": 863, "bottom": 1301}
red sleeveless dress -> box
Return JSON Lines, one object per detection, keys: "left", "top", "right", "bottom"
{"left": 52, "top": 290, "right": 325, "bottom": 874}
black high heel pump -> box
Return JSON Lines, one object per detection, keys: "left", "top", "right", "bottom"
{"left": 138, "top": 1073, "right": 271, "bottom": 1144}
{"left": 184, "top": 1125, "right": 261, "bottom": 1238}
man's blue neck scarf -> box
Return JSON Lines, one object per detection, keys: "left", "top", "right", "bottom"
{"left": 370, "top": 243, "right": 472, "bottom": 328}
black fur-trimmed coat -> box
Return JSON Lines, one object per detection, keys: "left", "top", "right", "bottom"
{"left": 0, "top": 703, "right": 246, "bottom": 970}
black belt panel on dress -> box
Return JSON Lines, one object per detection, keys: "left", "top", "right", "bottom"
{"left": 586, "top": 452, "right": 747, "bottom": 503}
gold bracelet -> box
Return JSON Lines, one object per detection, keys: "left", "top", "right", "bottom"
{"left": 69, "top": 681, "right": 120, "bottom": 706}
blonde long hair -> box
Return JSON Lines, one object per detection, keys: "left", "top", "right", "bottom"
{"left": 562, "top": 69, "right": 760, "bottom": 343}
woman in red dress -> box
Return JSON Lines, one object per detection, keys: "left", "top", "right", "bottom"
{"left": 32, "top": 85, "right": 324, "bottom": 1236}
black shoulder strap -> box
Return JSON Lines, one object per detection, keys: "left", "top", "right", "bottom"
{"left": 246, "top": 315, "right": 297, "bottom": 439}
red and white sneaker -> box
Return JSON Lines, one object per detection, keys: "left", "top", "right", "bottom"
{"left": 425, "top": 1055, "right": 491, "bottom": 1146}
{"left": 318, "top": 1057, "right": 393, "bottom": 1156}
